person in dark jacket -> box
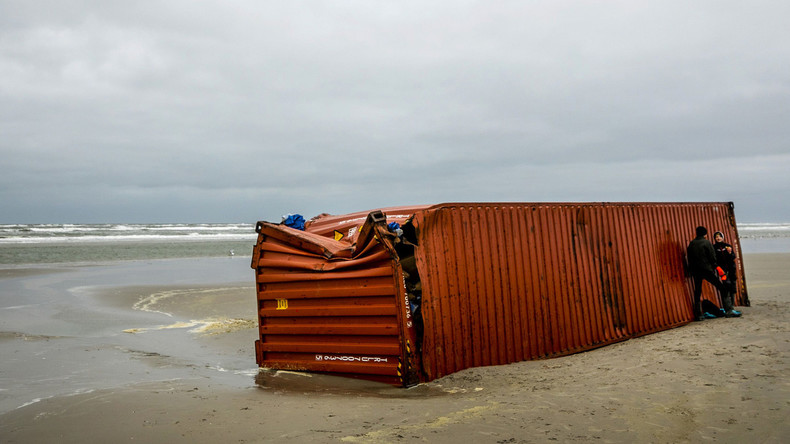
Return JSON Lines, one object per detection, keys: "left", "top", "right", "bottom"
{"left": 687, "top": 226, "right": 727, "bottom": 321}
{"left": 713, "top": 231, "right": 742, "bottom": 317}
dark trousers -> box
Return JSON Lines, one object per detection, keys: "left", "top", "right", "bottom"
{"left": 692, "top": 269, "right": 726, "bottom": 318}
{"left": 722, "top": 272, "right": 737, "bottom": 311}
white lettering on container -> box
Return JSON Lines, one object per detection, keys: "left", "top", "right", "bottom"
{"left": 315, "top": 355, "right": 389, "bottom": 363}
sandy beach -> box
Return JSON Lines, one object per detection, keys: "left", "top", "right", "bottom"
{"left": 1, "top": 253, "right": 788, "bottom": 443}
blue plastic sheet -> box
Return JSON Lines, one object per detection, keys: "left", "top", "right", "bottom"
{"left": 282, "top": 214, "right": 305, "bottom": 231}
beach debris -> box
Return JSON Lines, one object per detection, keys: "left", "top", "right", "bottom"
{"left": 281, "top": 213, "right": 305, "bottom": 230}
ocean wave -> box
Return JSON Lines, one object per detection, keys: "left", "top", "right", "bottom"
{"left": 0, "top": 233, "right": 256, "bottom": 244}
{"left": 0, "top": 223, "right": 257, "bottom": 244}
{"left": 738, "top": 223, "right": 790, "bottom": 231}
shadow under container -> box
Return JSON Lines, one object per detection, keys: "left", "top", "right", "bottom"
{"left": 251, "top": 202, "right": 748, "bottom": 386}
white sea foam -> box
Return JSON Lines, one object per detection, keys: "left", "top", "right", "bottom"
{"left": 738, "top": 223, "right": 790, "bottom": 231}
{"left": 235, "top": 368, "right": 263, "bottom": 377}
{"left": 123, "top": 317, "right": 255, "bottom": 335}
{"left": 17, "top": 397, "right": 50, "bottom": 409}
{"left": 0, "top": 304, "right": 40, "bottom": 310}
{"left": 16, "top": 388, "right": 97, "bottom": 410}
{"left": 0, "top": 223, "right": 256, "bottom": 244}
{"left": 737, "top": 223, "right": 790, "bottom": 243}
{"left": 130, "top": 286, "right": 245, "bottom": 318}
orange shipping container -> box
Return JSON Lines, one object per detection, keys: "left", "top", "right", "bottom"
{"left": 251, "top": 202, "right": 748, "bottom": 386}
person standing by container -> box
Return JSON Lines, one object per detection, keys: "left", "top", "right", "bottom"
{"left": 687, "top": 226, "right": 727, "bottom": 321}
{"left": 713, "top": 231, "right": 742, "bottom": 317}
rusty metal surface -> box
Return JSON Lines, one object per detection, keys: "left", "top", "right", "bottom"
{"left": 252, "top": 201, "right": 747, "bottom": 384}
{"left": 303, "top": 205, "right": 430, "bottom": 243}
{"left": 252, "top": 212, "right": 420, "bottom": 386}
{"left": 410, "top": 202, "right": 746, "bottom": 380}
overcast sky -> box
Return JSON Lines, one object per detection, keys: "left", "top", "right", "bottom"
{"left": 1, "top": 1, "right": 788, "bottom": 224}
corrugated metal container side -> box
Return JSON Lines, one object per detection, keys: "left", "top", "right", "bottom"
{"left": 252, "top": 212, "right": 421, "bottom": 386}
{"left": 410, "top": 202, "right": 747, "bottom": 380}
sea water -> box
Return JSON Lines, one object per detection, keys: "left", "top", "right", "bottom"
{"left": 0, "top": 224, "right": 262, "bottom": 414}
{"left": 737, "top": 223, "right": 790, "bottom": 253}
{"left": 0, "top": 223, "right": 258, "bottom": 264}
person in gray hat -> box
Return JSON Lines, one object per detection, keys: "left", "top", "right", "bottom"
{"left": 713, "top": 230, "right": 742, "bottom": 317}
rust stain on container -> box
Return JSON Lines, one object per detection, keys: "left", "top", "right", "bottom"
{"left": 251, "top": 202, "right": 747, "bottom": 386}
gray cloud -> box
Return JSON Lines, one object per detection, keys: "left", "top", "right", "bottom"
{"left": 2, "top": 1, "right": 789, "bottom": 223}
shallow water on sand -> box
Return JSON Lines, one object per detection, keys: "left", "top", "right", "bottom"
{"left": 0, "top": 256, "right": 259, "bottom": 414}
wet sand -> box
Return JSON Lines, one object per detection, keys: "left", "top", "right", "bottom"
{"left": 1, "top": 254, "right": 788, "bottom": 443}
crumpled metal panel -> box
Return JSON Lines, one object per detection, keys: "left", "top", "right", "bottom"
{"left": 303, "top": 205, "right": 430, "bottom": 243}
{"left": 252, "top": 211, "right": 421, "bottom": 386}
{"left": 411, "top": 202, "right": 747, "bottom": 380}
